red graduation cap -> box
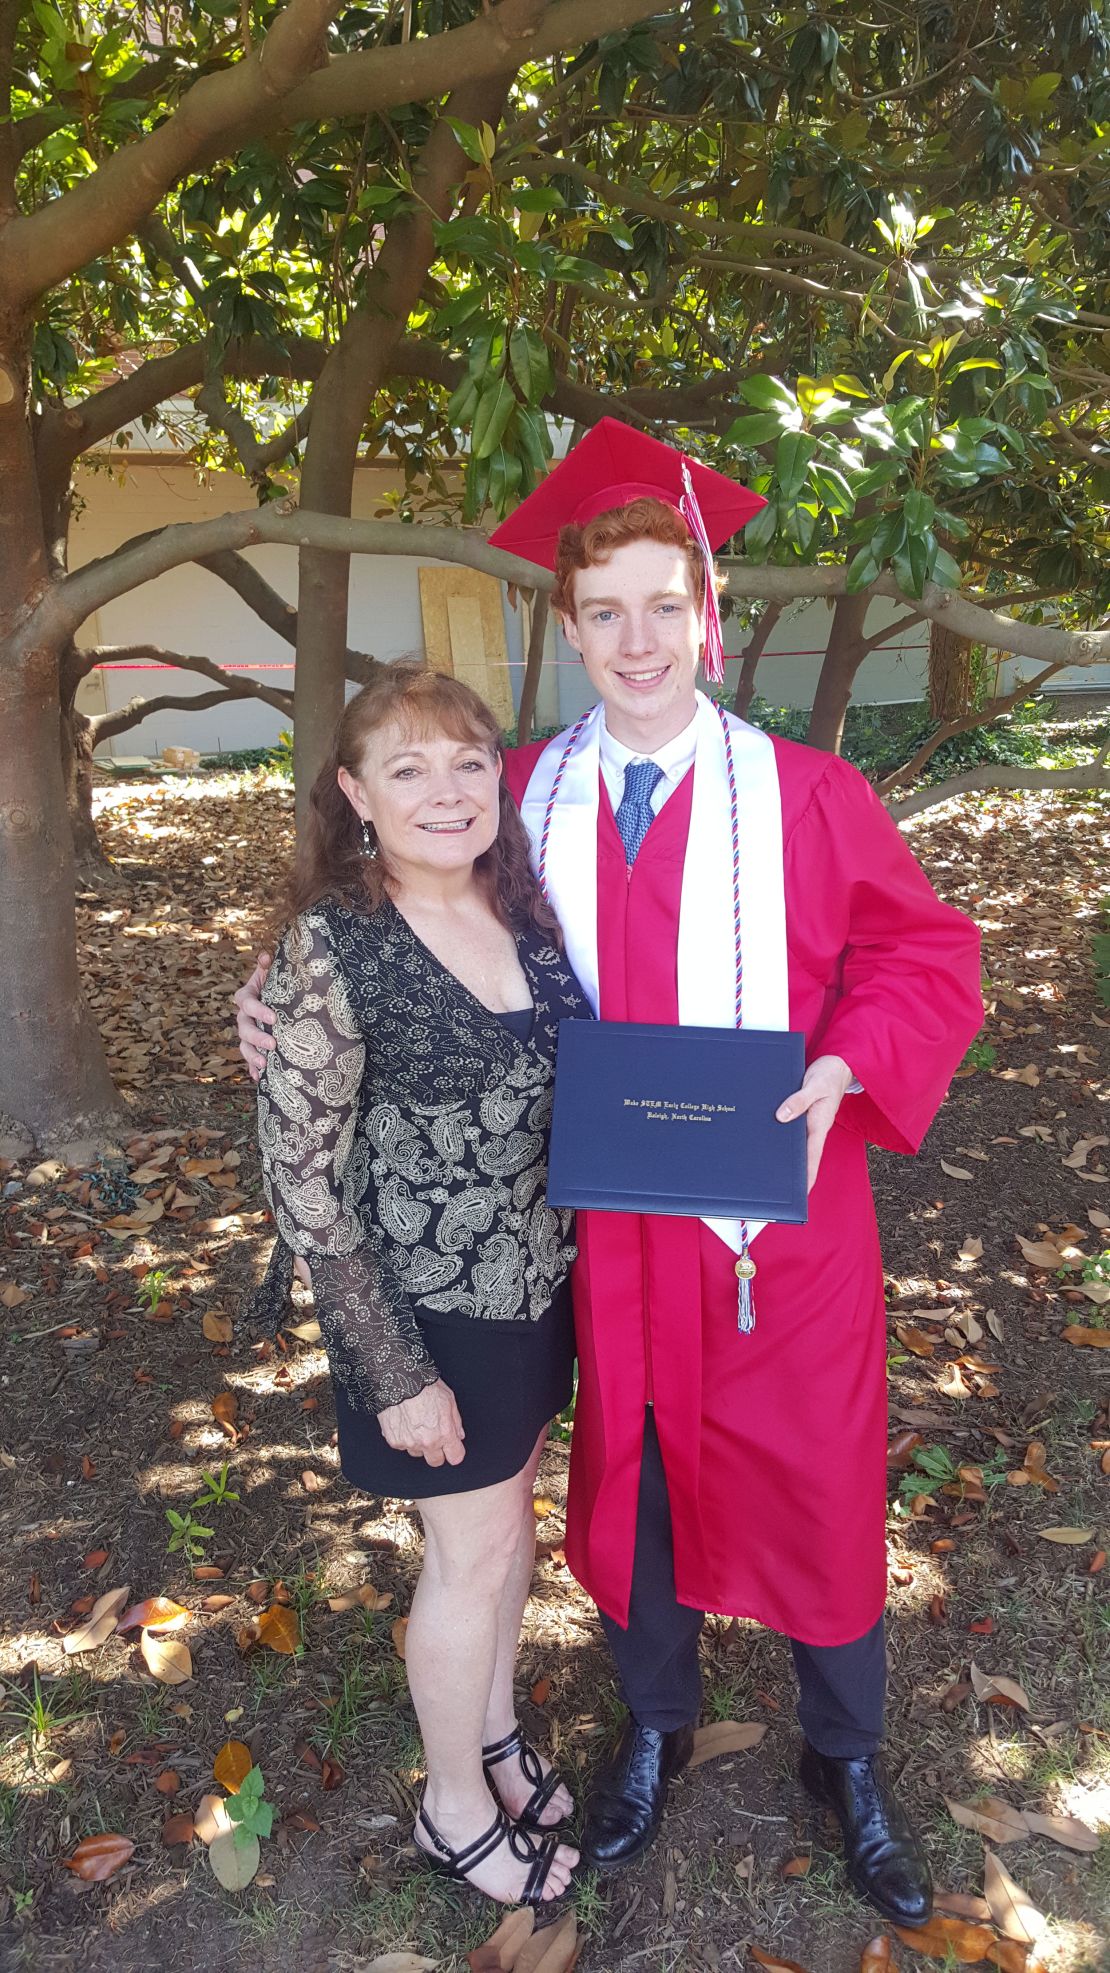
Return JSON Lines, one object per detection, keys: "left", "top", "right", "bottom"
{"left": 488, "top": 417, "right": 766, "bottom": 683}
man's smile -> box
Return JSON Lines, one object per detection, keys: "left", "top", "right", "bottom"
{"left": 616, "top": 665, "right": 670, "bottom": 688}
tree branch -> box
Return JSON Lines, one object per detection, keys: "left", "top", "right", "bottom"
{"left": 0, "top": 0, "right": 344, "bottom": 304}
{"left": 874, "top": 659, "right": 1069, "bottom": 795}
{"left": 511, "top": 153, "right": 881, "bottom": 276}
{"left": 717, "top": 559, "right": 1110, "bottom": 668}
{"left": 31, "top": 510, "right": 559, "bottom": 650}
{"left": 1, "top": 0, "right": 664, "bottom": 304}
{"left": 861, "top": 609, "right": 925, "bottom": 654}
{"left": 887, "top": 755, "right": 1110, "bottom": 821}
{"left": 79, "top": 643, "right": 294, "bottom": 717}
{"left": 732, "top": 603, "right": 781, "bottom": 718}
{"left": 195, "top": 547, "right": 380, "bottom": 683}
{"left": 90, "top": 685, "right": 262, "bottom": 745}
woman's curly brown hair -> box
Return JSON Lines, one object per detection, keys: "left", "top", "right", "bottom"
{"left": 273, "top": 662, "right": 561, "bottom": 946}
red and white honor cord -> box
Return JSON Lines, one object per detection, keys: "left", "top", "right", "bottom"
{"left": 538, "top": 701, "right": 756, "bottom": 1335}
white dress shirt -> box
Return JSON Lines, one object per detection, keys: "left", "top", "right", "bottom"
{"left": 598, "top": 709, "right": 699, "bottom": 819}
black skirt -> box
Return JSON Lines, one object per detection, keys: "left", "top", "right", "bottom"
{"left": 331, "top": 1279, "right": 575, "bottom": 1498}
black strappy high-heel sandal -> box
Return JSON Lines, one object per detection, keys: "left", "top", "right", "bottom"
{"left": 482, "top": 1725, "right": 571, "bottom": 1832}
{"left": 414, "top": 1792, "right": 567, "bottom": 1905}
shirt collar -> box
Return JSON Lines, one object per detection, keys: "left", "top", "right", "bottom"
{"left": 599, "top": 706, "right": 699, "bottom": 785}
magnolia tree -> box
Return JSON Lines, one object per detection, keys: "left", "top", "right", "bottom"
{"left": 1, "top": 0, "right": 1109, "bottom": 1155}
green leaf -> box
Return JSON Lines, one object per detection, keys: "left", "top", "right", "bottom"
{"left": 903, "top": 490, "right": 936, "bottom": 533}
{"left": 740, "top": 500, "right": 779, "bottom": 560}
{"left": 723, "top": 412, "right": 786, "bottom": 447}
{"left": 893, "top": 534, "right": 929, "bottom": 597}
{"left": 471, "top": 377, "right": 516, "bottom": 459}
{"left": 445, "top": 375, "right": 479, "bottom": 429}
{"left": 737, "top": 374, "right": 797, "bottom": 414}
{"left": 508, "top": 325, "right": 552, "bottom": 407}
{"left": 931, "top": 545, "right": 963, "bottom": 588}
{"left": 881, "top": 349, "right": 914, "bottom": 394}
{"left": 775, "top": 430, "right": 818, "bottom": 500}
{"left": 845, "top": 549, "right": 881, "bottom": 593}
{"left": 444, "top": 116, "right": 486, "bottom": 165}
{"left": 810, "top": 463, "right": 856, "bottom": 515}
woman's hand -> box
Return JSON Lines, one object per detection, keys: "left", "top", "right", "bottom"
{"left": 776, "top": 1053, "right": 854, "bottom": 1193}
{"left": 378, "top": 1379, "right": 466, "bottom": 1467}
{"left": 233, "top": 952, "right": 275, "bottom": 1081}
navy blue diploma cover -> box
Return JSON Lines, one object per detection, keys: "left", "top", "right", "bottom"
{"left": 547, "top": 1020, "right": 809, "bottom": 1223}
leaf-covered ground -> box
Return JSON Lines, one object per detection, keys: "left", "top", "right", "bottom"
{"left": 1, "top": 771, "right": 1108, "bottom": 1973}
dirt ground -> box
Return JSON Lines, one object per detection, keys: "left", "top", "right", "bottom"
{"left": 1, "top": 772, "right": 1107, "bottom": 1973}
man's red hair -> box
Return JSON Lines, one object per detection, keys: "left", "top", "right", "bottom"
{"left": 552, "top": 497, "right": 713, "bottom": 617}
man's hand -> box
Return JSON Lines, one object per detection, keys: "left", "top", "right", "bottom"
{"left": 233, "top": 952, "right": 275, "bottom": 1082}
{"left": 378, "top": 1379, "right": 466, "bottom": 1468}
{"left": 776, "top": 1054, "right": 854, "bottom": 1193}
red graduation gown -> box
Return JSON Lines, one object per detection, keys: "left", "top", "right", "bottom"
{"left": 505, "top": 735, "right": 982, "bottom": 1645}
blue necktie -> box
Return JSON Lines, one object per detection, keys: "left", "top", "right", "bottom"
{"left": 614, "top": 759, "right": 664, "bottom": 866}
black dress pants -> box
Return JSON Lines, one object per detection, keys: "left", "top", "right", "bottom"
{"left": 598, "top": 1410, "right": 886, "bottom": 1757}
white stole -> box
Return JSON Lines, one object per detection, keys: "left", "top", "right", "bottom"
{"left": 519, "top": 691, "right": 789, "bottom": 1251}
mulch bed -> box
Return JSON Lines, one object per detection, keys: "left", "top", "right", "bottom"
{"left": 0, "top": 775, "right": 1107, "bottom": 1973}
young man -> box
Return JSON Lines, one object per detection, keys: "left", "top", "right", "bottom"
{"left": 236, "top": 420, "right": 983, "bottom": 1926}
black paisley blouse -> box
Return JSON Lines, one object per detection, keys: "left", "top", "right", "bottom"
{"left": 254, "top": 896, "right": 589, "bottom": 1414}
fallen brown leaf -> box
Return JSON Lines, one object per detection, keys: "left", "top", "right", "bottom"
{"left": 860, "top": 1942, "right": 895, "bottom": 1973}
{"left": 750, "top": 1948, "right": 812, "bottom": 1973}
{"left": 688, "top": 1720, "right": 767, "bottom": 1765}
{"left": 466, "top": 1907, "right": 535, "bottom": 1971}
{"left": 63, "top": 1584, "right": 130, "bottom": 1655}
{"left": 1037, "top": 1526, "right": 1095, "bottom": 1544}
{"left": 214, "top": 1740, "right": 253, "bottom": 1793}
{"left": 161, "top": 1813, "right": 194, "bottom": 1846}
{"left": 391, "top": 1615, "right": 409, "bottom": 1660}
{"left": 984, "top": 1849, "right": 1046, "bottom": 1945}
{"left": 256, "top": 1603, "right": 301, "bottom": 1654}
{"left": 140, "top": 1629, "right": 192, "bottom": 1684}
{"left": 62, "top": 1833, "right": 135, "bottom": 1882}
{"left": 892, "top": 1915, "right": 997, "bottom": 1961}
{"left": 1062, "top": 1326, "right": 1110, "bottom": 1348}
{"left": 1023, "top": 1809, "right": 1098, "bottom": 1853}
{"left": 946, "top": 1796, "right": 1028, "bottom": 1844}
{"left": 513, "top": 1910, "right": 578, "bottom": 1973}
{"left": 116, "top": 1596, "right": 188, "bottom": 1634}
{"left": 969, "top": 1663, "right": 1031, "bottom": 1712}
{"left": 202, "top": 1310, "right": 233, "bottom": 1343}
{"left": 154, "top": 1769, "right": 180, "bottom": 1795}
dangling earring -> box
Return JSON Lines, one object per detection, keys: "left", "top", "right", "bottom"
{"left": 361, "top": 819, "right": 378, "bottom": 862}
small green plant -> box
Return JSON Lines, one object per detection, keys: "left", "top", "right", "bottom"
{"left": 1081, "top": 1249, "right": 1110, "bottom": 1289}
{"left": 10, "top": 1888, "right": 34, "bottom": 1917}
{"left": 138, "top": 1267, "right": 172, "bottom": 1310}
{"left": 1, "top": 1669, "right": 80, "bottom": 1751}
{"left": 272, "top": 729, "right": 294, "bottom": 780}
{"left": 960, "top": 1035, "right": 997, "bottom": 1072}
{"left": 192, "top": 1461, "right": 240, "bottom": 1511}
{"left": 226, "top": 1765, "right": 275, "bottom": 1847}
{"left": 895, "top": 1443, "right": 959, "bottom": 1510}
{"left": 164, "top": 1506, "right": 214, "bottom": 1566}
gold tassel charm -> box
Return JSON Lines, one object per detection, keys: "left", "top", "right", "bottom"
{"left": 734, "top": 1252, "right": 757, "bottom": 1335}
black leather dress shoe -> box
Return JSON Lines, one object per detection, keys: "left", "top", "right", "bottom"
{"left": 800, "top": 1743, "right": 933, "bottom": 1927}
{"left": 581, "top": 1718, "right": 695, "bottom": 1871}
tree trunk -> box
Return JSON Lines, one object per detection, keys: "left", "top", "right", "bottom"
{"left": 928, "top": 620, "right": 973, "bottom": 721}
{"left": 0, "top": 331, "right": 124, "bottom": 1155}
{"left": 516, "top": 592, "right": 548, "bottom": 745}
{"left": 62, "top": 703, "right": 121, "bottom": 890}
{"left": 732, "top": 603, "right": 781, "bottom": 719}
{"left": 806, "top": 594, "right": 870, "bottom": 753}
{"left": 293, "top": 79, "right": 513, "bottom": 832}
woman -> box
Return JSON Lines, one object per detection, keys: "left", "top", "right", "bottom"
{"left": 253, "top": 663, "right": 585, "bottom": 1905}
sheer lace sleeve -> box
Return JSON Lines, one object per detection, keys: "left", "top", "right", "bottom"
{"left": 257, "top": 908, "right": 440, "bottom": 1413}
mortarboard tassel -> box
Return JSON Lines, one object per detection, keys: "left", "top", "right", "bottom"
{"left": 680, "top": 459, "right": 726, "bottom": 687}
